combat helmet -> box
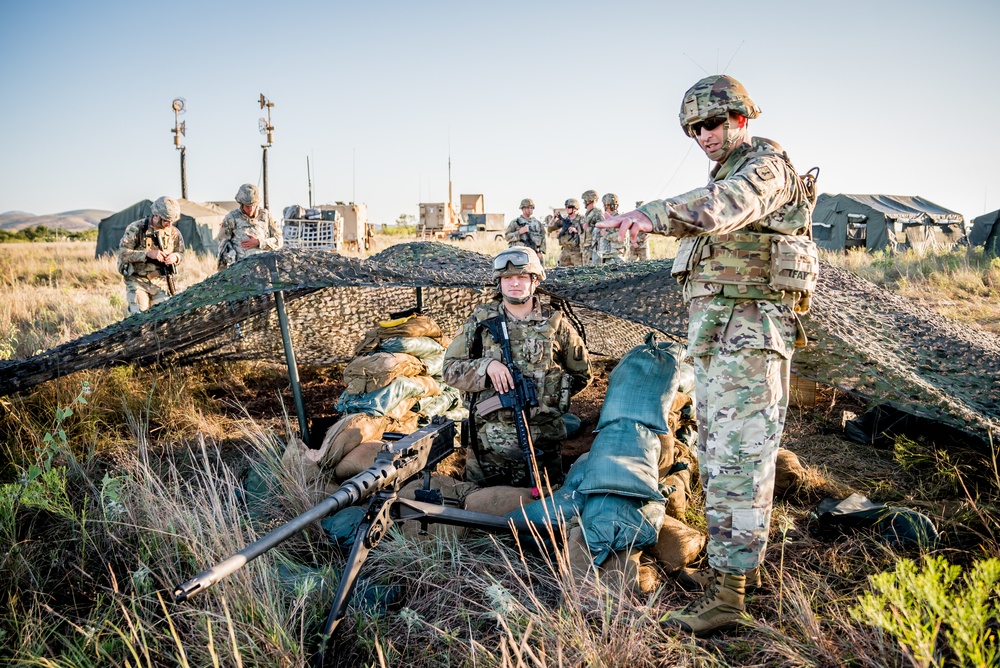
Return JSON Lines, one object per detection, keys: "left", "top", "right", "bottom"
{"left": 602, "top": 193, "right": 619, "bottom": 210}
{"left": 564, "top": 198, "right": 581, "bottom": 210}
{"left": 492, "top": 247, "right": 546, "bottom": 282}
{"left": 679, "top": 75, "right": 761, "bottom": 137}
{"left": 519, "top": 198, "right": 535, "bottom": 209}
{"left": 581, "top": 189, "right": 599, "bottom": 204}
{"left": 151, "top": 196, "right": 180, "bottom": 223}
{"left": 235, "top": 183, "right": 261, "bottom": 207}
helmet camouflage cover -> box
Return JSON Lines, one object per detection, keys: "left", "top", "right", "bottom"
{"left": 151, "top": 196, "right": 180, "bottom": 223}
{"left": 235, "top": 183, "right": 261, "bottom": 207}
{"left": 581, "top": 189, "right": 599, "bottom": 204}
{"left": 602, "top": 193, "right": 619, "bottom": 210}
{"left": 492, "top": 247, "right": 546, "bottom": 282}
{"left": 679, "top": 75, "right": 761, "bottom": 136}
{"left": 565, "top": 198, "right": 581, "bottom": 209}
{"left": 519, "top": 198, "right": 535, "bottom": 209}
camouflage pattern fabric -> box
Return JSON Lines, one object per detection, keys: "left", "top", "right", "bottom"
{"left": 504, "top": 216, "right": 547, "bottom": 255}
{"left": 216, "top": 207, "right": 283, "bottom": 270}
{"left": 629, "top": 232, "right": 650, "bottom": 261}
{"left": 581, "top": 206, "right": 605, "bottom": 265}
{"left": 442, "top": 297, "right": 591, "bottom": 486}
{"left": 594, "top": 220, "right": 627, "bottom": 264}
{"left": 125, "top": 279, "right": 170, "bottom": 315}
{"left": 1, "top": 242, "right": 998, "bottom": 451}
{"left": 117, "top": 217, "right": 185, "bottom": 314}
{"left": 547, "top": 213, "right": 585, "bottom": 266}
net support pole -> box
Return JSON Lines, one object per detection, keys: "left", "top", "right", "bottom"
{"left": 266, "top": 256, "right": 309, "bottom": 444}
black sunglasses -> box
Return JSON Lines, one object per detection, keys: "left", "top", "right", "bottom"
{"left": 686, "top": 115, "right": 728, "bottom": 137}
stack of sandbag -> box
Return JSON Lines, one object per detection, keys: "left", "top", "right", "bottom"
{"left": 337, "top": 314, "right": 465, "bottom": 426}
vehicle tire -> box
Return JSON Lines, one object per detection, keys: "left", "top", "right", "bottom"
{"left": 494, "top": 234, "right": 504, "bottom": 242}
{"left": 464, "top": 235, "right": 474, "bottom": 242}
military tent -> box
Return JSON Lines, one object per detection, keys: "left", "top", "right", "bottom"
{"left": 95, "top": 199, "right": 229, "bottom": 257}
{"left": 812, "top": 194, "right": 966, "bottom": 253}
{"left": 968, "top": 209, "right": 1000, "bottom": 259}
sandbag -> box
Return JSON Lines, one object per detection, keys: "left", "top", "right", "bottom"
{"left": 313, "top": 413, "right": 388, "bottom": 469}
{"left": 375, "top": 337, "right": 446, "bottom": 377}
{"left": 663, "top": 465, "right": 691, "bottom": 520}
{"left": 414, "top": 381, "right": 462, "bottom": 417}
{"left": 354, "top": 315, "right": 447, "bottom": 356}
{"left": 657, "top": 431, "right": 676, "bottom": 478}
{"left": 336, "top": 376, "right": 436, "bottom": 417}
{"left": 508, "top": 452, "right": 589, "bottom": 525}
{"left": 578, "top": 420, "right": 664, "bottom": 502}
{"left": 775, "top": 448, "right": 807, "bottom": 496}
{"left": 334, "top": 440, "right": 384, "bottom": 480}
{"left": 280, "top": 436, "right": 321, "bottom": 485}
{"left": 580, "top": 493, "right": 664, "bottom": 566}
{"left": 464, "top": 486, "right": 537, "bottom": 516}
{"left": 597, "top": 332, "right": 686, "bottom": 434}
{"left": 343, "top": 352, "right": 425, "bottom": 395}
{"left": 646, "top": 515, "right": 705, "bottom": 571}
{"left": 283, "top": 204, "right": 306, "bottom": 220}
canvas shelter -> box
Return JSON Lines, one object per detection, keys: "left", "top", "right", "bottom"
{"left": 969, "top": 209, "right": 1000, "bottom": 259}
{"left": 812, "top": 194, "right": 966, "bottom": 253}
{"left": 96, "top": 199, "right": 229, "bottom": 257}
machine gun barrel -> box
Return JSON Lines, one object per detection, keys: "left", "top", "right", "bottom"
{"left": 173, "top": 419, "right": 456, "bottom": 602}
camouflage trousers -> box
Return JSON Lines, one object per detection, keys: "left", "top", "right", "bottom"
{"left": 597, "top": 255, "right": 625, "bottom": 265}
{"left": 557, "top": 248, "right": 584, "bottom": 267}
{"left": 466, "top": 416, "right": 566, "bottom": 488}
{"left": 629, "top": 246, "right": 650, "bottom": 261}
{"left": 125, "top": 277, "right": 171, "bottom": 315}
{"left": 693, "top": 348, "right": 789, "bottom": 574}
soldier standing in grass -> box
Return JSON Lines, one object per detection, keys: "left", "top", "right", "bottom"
{"left": 594, "top": 193, "right": 627, "bottom": 264}
{"left": 443, "top": 247, "right": 591, "bottom": 488}
{"left": 547, "top": 198, "right": 585, "bottom": 267}
{"left": 117, "top": 196, "right": 184, "bottom": 315}
{"left": 630, "top": 200, "right": 651, "bottom": 261}
{"left": 600, "top": 75, "right": 818, "bottom": 636}
{"left": 579, "top": 189, "right": 605, "bottom": 265}
{"left": 216, "top": 183, "right": 283, "bottom": 270}
{"left": 505, "top": 198, "right": 547, "bottom": 258}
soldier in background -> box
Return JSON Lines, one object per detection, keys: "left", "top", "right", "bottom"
{"left": 630, "top": 200, "right": 651, "bottom": 261}
{"left": 594, "top": 193, "right": 627, "bottom": 264}
{"left": 546, "top": 198, "right": 585, "bottom": 266}
{"left": 579, "top": 189, "right": 604, "bottom": 265}
{"left": 216, "top": 183, "right": 283, "bottom": 270}
{"left": 443, "top": 247, "right": 591, "bottom": 488}
{"left": 600, "top": 75, "right": 817, "bottom": 636}
{"left": 504, "top": 198, "right": 547, "bottom": 258}
{"left": 117, "top": 196, "right": 184, "bottom": 315}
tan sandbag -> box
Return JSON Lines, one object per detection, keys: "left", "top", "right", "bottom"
{"left": 307, "top": 482, "right": 341, "bottom": 505}
{"left": 598, "top": 548, "right": 641, "bottom": 595}
{"left": 311, "top": 413, "right": 388, "bottom": 469}
{"left": 408, "top": 375, "right": 441, "bottom": 398}
{"left": 646, "top": 515, "right": 705, "bottom": 572}
{"left": 463, "top": 486, "right": 537, "bottom": 517}
{"left": 566, "top": 525, "right": 594, "bottom": 580}
{"left": 280, "top": 436, "right": 322, "bottom": 485}
{"left": 334, "top": 440, "right": 384, "bottom": 480}
{"left": 343, "top": 352, "right": 425, "bottom": 395}
{"left": 775, "top": 448, "right": 807, "bottom": 496}
{"left": 354, "top": 314, "right": 447, "bottom": 355}
{"left": 385, "top": 396, "right": 418, "bottom": 421}
{"left": 637, "top": 558, "right": 662, "bottom": 593}
{"left": 657, "top": 431, "right": 676, "bottom": 478}
{"left": 663, "top": 468, "right": 690, "bottom": 520}
{"left": 386, "top": 411, "right": 420, "bottom": 435}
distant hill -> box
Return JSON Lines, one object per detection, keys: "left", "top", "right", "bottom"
{"left": 0, "top": 209, "right": 113, "bottom": 232}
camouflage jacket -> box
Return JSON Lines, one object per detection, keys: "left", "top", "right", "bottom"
{"left": 595, "top": 210, "right": 627, "bottom": 260}
{"left": 117, "top": 217, "right": 185, "bottom": 279}
{"left": 547, "top": 214, "right": 585, "bottom": 249}
{"left": 638, "top": 137, "right": 812, "bottom": 359}
{"left": 442, "top": 298, "right": 592, "bottom": 423}
{"left": 580, "top": 206, "right": 605, "bottom": 252}
{"left": 216, "top": 207, "right": 283, "bottom": 270}
{"left": 504, "top": 216, "right": 547, "bottom": 255}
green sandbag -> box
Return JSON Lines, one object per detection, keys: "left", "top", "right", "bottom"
{"left": 596, "top": 332, "right": 686, "bottom": 434}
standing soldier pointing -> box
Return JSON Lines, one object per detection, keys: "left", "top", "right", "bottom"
{"left": 599, "top": 75, "right": 819, "bottom": 636}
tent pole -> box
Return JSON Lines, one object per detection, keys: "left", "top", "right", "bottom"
{"left": 266, "top": 256, "right": 309, "bottom": 444}
{"left": 180, "top": 147, "right": 188, "bottom": 200}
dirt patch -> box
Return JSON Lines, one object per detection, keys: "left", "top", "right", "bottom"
{"left": 561, "top": 357, "right": 615, "bottom": 461}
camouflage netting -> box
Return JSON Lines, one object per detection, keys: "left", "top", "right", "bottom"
{"left": 0, "top": 242, "right": 997, "bottom": 443}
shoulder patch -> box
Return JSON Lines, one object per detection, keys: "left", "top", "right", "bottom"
{"left": 453, "top": 325, "right": 463, "bottom": 336}
{"left": 755, "top": 165, "right": 775, "bottom": 181}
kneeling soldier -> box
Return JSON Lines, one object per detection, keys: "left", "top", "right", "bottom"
{"left": 117, "top": 196, "right": 184, "bottom": 315}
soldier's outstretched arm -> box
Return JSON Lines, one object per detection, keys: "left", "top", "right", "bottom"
{"left": 597, "top": 209, "right": 654, "bottom": 246}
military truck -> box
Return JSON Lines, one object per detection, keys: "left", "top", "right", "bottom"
{"left": 448, "top": 213, "right": 506, "bottom": 242}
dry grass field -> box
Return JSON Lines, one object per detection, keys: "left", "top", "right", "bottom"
{"left": 1, "top": 238, "right": 998, "bottom": 667}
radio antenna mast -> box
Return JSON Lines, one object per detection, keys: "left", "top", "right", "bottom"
{"left": 170, "top": 98, "right": 187, "bottom": 199}
{"left": 258, "top": 93, "right": 275, "bottom": 210}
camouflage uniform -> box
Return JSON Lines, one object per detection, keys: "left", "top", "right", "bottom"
{"left": 581, "top": 205, "right": 605, "bottom": 265}
{"left": 505, "top": 216, "right": 547, "bottom": 256}
{"left": 443, "top": 298, "right": 591, "bottom": 487}
{"left": 216, "top": 207, "right": 283, "bottom": 270}
{"left": 547, "top": 214, "right": 585, "bottom": 266}
{"left": 595, "top": 212, "right": 627, "bottom": 264}
{"left": 638, "top": 136, "right": 813, "bottom": 574}
{"left": 117, "top": 217, "right": 185, "bottom": 315}
{"left": 630, "top": 231, "right": 651, "bottom": 261}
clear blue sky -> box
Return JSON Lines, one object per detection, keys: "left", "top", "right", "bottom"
{"left": 1, "top": 0, "right": 998, "bottom": 226}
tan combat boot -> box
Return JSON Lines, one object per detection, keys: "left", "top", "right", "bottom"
{"left": 676, "top": 565, "right": 760, "bottom": 592}
{"left": 661, "top": 570, "right": 746, "bottom": 636}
